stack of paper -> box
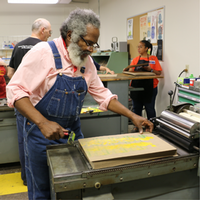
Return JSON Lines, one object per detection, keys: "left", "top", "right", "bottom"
{"left": 78, "top": 133, "right": 177, "bottom": 169}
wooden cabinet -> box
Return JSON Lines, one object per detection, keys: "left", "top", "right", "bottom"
{"left": 0, "top": 48, "right": 13, "bottom": 70}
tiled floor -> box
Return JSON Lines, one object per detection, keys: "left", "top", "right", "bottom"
{"left": 0, "top": 125, "right": 135, "bottom": 200}
{"left": 0, "top": 192, "right": 28, "bottom": 200}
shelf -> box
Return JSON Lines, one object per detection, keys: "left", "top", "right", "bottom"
{"left": 178, "top": 93, "right": 200, "bottom": 103}
{"left": 178, "top": 87, "right": 200, "bottom": 105}
{"left": 0, "top": 48, "right": 13, "bottom": 51}
{"left": 0, "top": 48, "right": 13, "bottom": 59}
{"left": 178, "top": 87, "right": 200, "bottom": 96}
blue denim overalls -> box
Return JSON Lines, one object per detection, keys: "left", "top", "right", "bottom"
{"left": 23, "top": 41, "right": 87, "bottom": 200}
{"left": 14, "top": 108, "right": 26, "bottom": 184}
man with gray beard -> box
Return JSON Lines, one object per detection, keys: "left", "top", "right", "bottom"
{"left": 6, "top": 8, "right": 153, "bottom": 200}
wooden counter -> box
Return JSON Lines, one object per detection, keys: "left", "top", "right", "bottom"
{"left": 99, "top": 73, "right": 164, "bottom": 82}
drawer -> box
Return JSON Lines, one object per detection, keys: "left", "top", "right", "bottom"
{"left": 0, "top": 117, "right": 19, "bottom": 164}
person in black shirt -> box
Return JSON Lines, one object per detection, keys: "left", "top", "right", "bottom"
{"left": 8, "top": 18, "right": 52, "bottom": 78}
{"left": 7, "top": 18, "right": 51, "bottom": 186}
{"left": 92, "top": 57, "right": 114, "bottom": 74}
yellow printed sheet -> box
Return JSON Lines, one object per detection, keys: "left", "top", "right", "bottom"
{"left": 81, "top": 107, "right": 103, "bottom": 114}
{"left": 78, "top": 132, "right": 177, "bottom": 169}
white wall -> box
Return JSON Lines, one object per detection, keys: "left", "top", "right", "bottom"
{"left": 94, "top": 0, "right": 200, "bottom": 116}
{"left": 0, "top": 0, "right": 199, "bottom": 116}
{"left": 0, "top": 0, "right": 89, "bottom": 42}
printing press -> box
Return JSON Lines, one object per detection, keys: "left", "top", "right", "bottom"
{"left": 46, "top": 103, "right": 199, "bottom": 200}
{"left": 153, "top": 109, "right": 199, "bottom": 153}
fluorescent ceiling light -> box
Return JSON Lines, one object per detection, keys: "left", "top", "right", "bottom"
{"left": 58, "top": 0, "right": 71, "bottom": 3}
{"left": 8, "top": 0, "right": 59, "bottom": 4}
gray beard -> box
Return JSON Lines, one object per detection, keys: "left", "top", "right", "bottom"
{"left": 68, "top": 42, "right": 90, "bottom": 68}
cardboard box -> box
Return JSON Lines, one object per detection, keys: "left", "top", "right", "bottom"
{"left": 78, "top": 132, "right": 177, "bottom": 169}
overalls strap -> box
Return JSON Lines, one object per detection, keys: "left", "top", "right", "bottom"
{"left": 48, "top": 41, "right": 62, "bottom": 69}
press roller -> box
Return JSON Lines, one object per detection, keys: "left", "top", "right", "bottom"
{"left": 155, "top": 110, "right": 200, "bottom": 152}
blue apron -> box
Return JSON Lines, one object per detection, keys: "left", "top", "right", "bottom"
{"left": 23, "top": 41, "right": 87, "bottom": 200}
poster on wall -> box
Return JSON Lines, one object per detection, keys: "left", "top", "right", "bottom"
{"left": 140, "top": 15, "right": 147, "bottom": 40}
{"left": 127, "top": 18, "right": 133, "bottom": 40}
{"left": 146, "top": 13, "right": 152, "bottom": 41}
{"left": 156, "top": 9, "right": 164, "bottom": 40}
{"left": 126, "top": 7, "right": 164, "bottom": 61}
{"left": 150, "top": 11, "right": 157, "bottom": 43}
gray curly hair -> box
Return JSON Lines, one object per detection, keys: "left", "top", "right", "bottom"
{"left": 60, "top": 8, "right": 100, "bottom": 43}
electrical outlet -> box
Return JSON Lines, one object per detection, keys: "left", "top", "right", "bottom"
{"left": 185, "top": 65, "right": 189, "bottom": 73}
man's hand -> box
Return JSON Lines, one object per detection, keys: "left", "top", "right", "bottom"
{"left": 130, "top": 115, "right": 153, "bottom": 134}
{"left": 14, "top": 97, "right": 69, "bottom": 140}
{"left": 105, "top": 67, "right": 114, "bottom": 74}
{"left": 37, "top": 120, "right": 69, "bottom": 140}
{"left": 107, "top": 99, "right": 153, "bottom": 134}
{"left": 99, "top": 66, "right": 114, "bottom": 74}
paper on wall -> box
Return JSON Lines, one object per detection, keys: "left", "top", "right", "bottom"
{"left": 140, "top": 15, "right": 147, "bottom": 40}
{"left": 150, "top": 11, "right": 157, "bottom": 43}
{"left": 157, "top": 9, "right": 164, "bottom": 40}
{"left": 146, "top": 12, "right": 152, "bottom": 41}
{"left": 127, "top": 18, "right": 133, "bottom": 40}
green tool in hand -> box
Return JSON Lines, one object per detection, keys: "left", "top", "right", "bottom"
{"left": 64, "top": 130, "right": 76, "bottom": 145}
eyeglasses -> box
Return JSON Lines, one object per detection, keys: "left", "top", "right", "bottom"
{"left": 80, "top": 35, "right": 99, "bottom": 49}
{"left": 44, "top": 27, "right": 52, "bottom": 35}
{"left": 137, "top": 45, "right": 144, "bottom": 49}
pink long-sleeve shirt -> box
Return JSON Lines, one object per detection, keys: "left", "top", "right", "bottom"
{"left": 6, "top": 36, "right": 117, "bottom": 111}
